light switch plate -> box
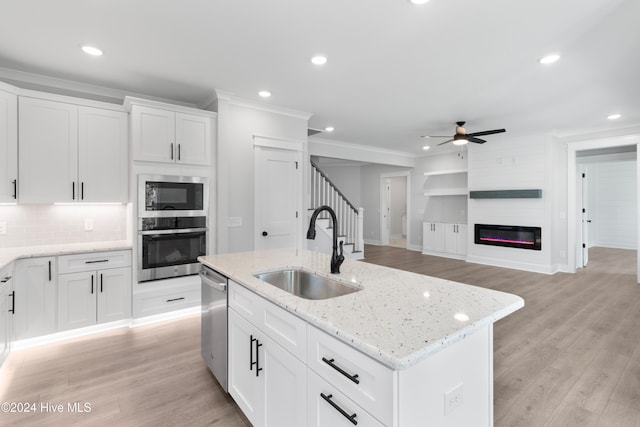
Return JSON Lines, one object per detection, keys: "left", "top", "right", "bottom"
{"left": 227, "top": 217, "right": 242, "bottom": 227}
{"left": 84, "top": 218, "right": 94, "bottom": 231}
{"left": 444, "top": 383, "right": 464, "bottom": 415}
{"left": 0, "top": 222, "right": 6, "bottom": 235}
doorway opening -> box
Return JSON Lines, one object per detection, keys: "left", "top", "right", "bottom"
{"left": 567, "top": 136, "right": 640, "bottom": 282}
{"left": 380, "top": 172, "right": 410, "bottom": 249}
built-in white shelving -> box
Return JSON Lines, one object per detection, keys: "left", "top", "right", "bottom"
{"left": 423, "top": 168, "right": 468, "bottom": 196}
{"left": 423, "top": 168, "right": 467, "bottom": 176}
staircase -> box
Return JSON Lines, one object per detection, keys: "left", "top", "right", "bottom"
{"left": 309, "top": 160, "right": 364, "bottom": 260}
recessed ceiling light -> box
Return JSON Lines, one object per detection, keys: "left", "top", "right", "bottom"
{"left": 311, "top": 56, "right": 327, "bottom": 65}
{"left": 607, "top": 114, "right": 622, "bottom": 120}
{"left": 324, "top": 126, "right": 334, "bottom": 132}
{"left": 539, "top": 54, "right": 560, "bottom": 65}
{"left": 409, "top": 0, "right": 429, "bottom": 4}
{"left": 81, "top": 45, "right": 103, "bottom": 56}
{"left": 422, "top": 145, "right": 430, "bottom": 150}
{"left": 258, "top": 90, "right": 271, "bottom": 98}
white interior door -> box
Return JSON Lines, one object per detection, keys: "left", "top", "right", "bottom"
{"left": 255, "top": 146, "right": 302, "bottom": 250}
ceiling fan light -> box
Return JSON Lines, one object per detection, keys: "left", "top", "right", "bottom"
{"left": 453, "top": 134, "right": 468, "bottom": 145}
{"left": 539, "top": 54, "right": 560, "bottom": 65}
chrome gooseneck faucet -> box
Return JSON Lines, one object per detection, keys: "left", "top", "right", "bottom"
{"left": 306, "top": 205, "right": 345, "bottom": 274}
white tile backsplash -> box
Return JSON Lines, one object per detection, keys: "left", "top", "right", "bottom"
{"left": 0, "top": 204, "right": 128, "bottom": 248}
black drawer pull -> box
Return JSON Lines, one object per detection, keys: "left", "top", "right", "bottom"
{"left": 85, "top": 259, "right": 109, "bottom": 264}
{"left": 322, "top": 357, "right": 360, "bottom": 384}
{"left": 166, "top": 297, "right": 185, "bottom": 303}
{"left": 320, "top": 393, "right": 357, "bottom": 425}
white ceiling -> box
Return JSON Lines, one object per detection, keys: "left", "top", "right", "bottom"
{"left": 1, "top": 0, "right": 638, "bottom": 155}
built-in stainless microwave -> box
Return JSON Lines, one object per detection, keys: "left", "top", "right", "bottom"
{"left": 138, "top": 174, "right": 208, "bottom": 218}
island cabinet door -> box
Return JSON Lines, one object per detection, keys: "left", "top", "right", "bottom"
{"left": 229, "top": 307, "right": 307, "bottom": 427}
{"left": 228, "top": 308, "right": 262, "bottom": 425}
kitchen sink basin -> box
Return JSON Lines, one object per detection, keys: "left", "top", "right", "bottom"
{"left": 253, "top": 269, "right": 361, "bottom": 300}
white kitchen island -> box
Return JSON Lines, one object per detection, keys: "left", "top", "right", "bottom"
{"left": 199, "top": 248, "right": 523, "bottom": 427}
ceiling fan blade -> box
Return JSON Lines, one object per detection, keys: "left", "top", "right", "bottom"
{"left": 437, "top": 138, "right": 454, "bottom": 146}
{"left": 421, "top": 135, "right": 451, "bottom": 138}
{"left": 468, "top": 128, "right": 506, "bottom": 137}
{"left": 468, "top": 137, "right": 486, "bottom": 144}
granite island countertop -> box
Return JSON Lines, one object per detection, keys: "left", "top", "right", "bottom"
{"left": 199, "top": 248, "right": 524, "bottom": 370}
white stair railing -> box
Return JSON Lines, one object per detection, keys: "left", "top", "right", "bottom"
{"left": 310, "top": 160, "right": 364, "bottom": 253}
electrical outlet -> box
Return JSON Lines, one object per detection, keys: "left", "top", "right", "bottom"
{"left": 84, "top": 218, "right": 94, "bottom": 231}
{"left": 444, "top": 383, "right": 464, "bottom": 415}
{"left": 0, "top": 222, "right": 6, "bottom": 235}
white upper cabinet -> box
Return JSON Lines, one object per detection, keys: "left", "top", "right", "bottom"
{"left": 78, "top": 106, "right": 128, "bottom": 202}
{"left": 126, "top": 97, "right": 214, "bottom": 166}
{"left": 18, "top": 95, "right": 127, "bottom": 203}
{"left": 19, "top": 97, "right": 79, "bottom": 203}
{"left": 0, "top": 88, "right": 17, "bottom": 203}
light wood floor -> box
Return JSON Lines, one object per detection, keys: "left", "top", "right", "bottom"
{"left": 1, "top": 246, "right": 639, "bottom": 426}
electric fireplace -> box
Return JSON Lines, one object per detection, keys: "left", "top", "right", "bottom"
{"left": 474, "top": 224, "right": 541, "bottom": 250}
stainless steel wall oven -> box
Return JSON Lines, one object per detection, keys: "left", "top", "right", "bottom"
{"left": 138, "top": 175, "right": 208, "bottom": 282}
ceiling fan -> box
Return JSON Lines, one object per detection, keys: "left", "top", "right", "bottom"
{"left": 422, "top": 121, "right": 506, "bottom": 146}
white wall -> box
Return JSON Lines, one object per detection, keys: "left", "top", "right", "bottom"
{"left": 584, "top": 161, "right": 637, "bottom": 249}
{"left": 467, "top": 132, "right": 554, "bottom": 273}
{"left": 0, "top": 204, "right": 127, "bottom": 247}
{"left": 216, "top": 98, "right": 308, "bottom": 253}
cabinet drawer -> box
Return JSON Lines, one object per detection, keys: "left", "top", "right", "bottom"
{"left": 133, "top": 287, "right": 199, "bottom": 318}
{"left": 307, "top": 369, "right": 385, "bottom": 427}
{"left": 229, "top": 281, "right": 307, "bottom": 362}
{"left": 228, "top": 280, "right": 260, "bottom": 324}
{"left": 260, "top": 294, "right": 307, "bottom": 363}
{"left": 307, "top": 325, "right": 395, "bottom": 425}
{"left": 58, "top": 250, "right": 131, "bottom": 274}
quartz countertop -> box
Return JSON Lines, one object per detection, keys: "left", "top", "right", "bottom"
{"left": 199, "top": 248, "right": 524, "bottom": 370}
{"left": 0, "top": 240, "right": 133, "bottom": 270}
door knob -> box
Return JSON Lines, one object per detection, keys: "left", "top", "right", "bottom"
{"left": 262, "top": 231, "right": 268, "bottom": 236}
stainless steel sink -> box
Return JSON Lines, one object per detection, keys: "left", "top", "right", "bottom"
{"left": 253, "top": 269, "right": 361, "bottom": 300}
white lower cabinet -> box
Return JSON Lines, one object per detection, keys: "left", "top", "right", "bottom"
{"left": 57, "top": 251, "right": 131, "bottom": 331}
{"left": 1, "top": 263, "right": 14, "bottom": 367}
{"left": 58, "top": 267, "right": 131, "bottom": 331}
{"left": 228, "top": 308, "right": 306, "bottom": 427}
{"left": 444, "top": 223, "right": 467, "bottom": 256}
{"left": 13, "top": 257, "right": 57, "bottom": 340}
{"left": 423, "top": 222, "right": 467, "bottom": 259}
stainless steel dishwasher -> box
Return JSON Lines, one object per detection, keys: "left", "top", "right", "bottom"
{"left": 200, "top": 265, "right": 228, "bottom": 392}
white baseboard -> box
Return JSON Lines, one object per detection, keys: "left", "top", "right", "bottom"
{"left": 466, "top": 255, "right": 556, "bottom": 275}
{"left": 364, "top": 239, "right": 381, "bottom": 246}
{"left": 421, "top": 250, "right": 466, "bottom": 261}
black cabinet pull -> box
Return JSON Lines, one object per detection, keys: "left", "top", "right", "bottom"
{"left": 166, "top": 297, "right": 185, "bottom": 302}
{"left": 48, "top": 261, "right": 52, "bottom": 281}
{"left": 250, "top": 335, "right": 255, "bottom": 371}
{"left": 81, "top": 182, "right": 84, "bottom": 200}
{"left": 9, "top": 291, "right": 15, "bottom": 314}
{"left": 321, "top": 357, "right": 360, "bottom": 384}
{"left": 85, "top": 259, "right": 109, "bottom": 264}
{"left": 91, "top": 274, "right": 94, "bottom": 294}
{"left": 100, "top": 274, "right": 103, "bottom": 293}
{"left": 170, "top": 143, "right": 174, "bottom": 160}
{"left": 255, "top": 340, "right": 263, "bottom": 377}
{"left": 12, "top": 179, "right": 17, "bottom": 199}
{"left": 72, "top": 182, "right": 75, "bottom": 200}
{"left": 178, "top": 143, "right": 181, "bottom": 160}
{"left": 320, "top": 393, "right": 358, "bottom": 425}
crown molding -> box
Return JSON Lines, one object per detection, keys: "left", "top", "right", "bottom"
{"left": 226, "top": 94, "right": 312, "bottom": 120}
{"left": 0, "top": 66, "right": 204, "bottom": 108}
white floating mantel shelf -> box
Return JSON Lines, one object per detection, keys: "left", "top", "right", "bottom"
{"left": 423, "top": 168, "right": 467, "bottom": 176}
{"left": 469, "top": 189, "right": 542, "bottom": 199}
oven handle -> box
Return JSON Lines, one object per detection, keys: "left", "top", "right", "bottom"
{"left": 138, "top": 228, "right": 208, "bottom": 235}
